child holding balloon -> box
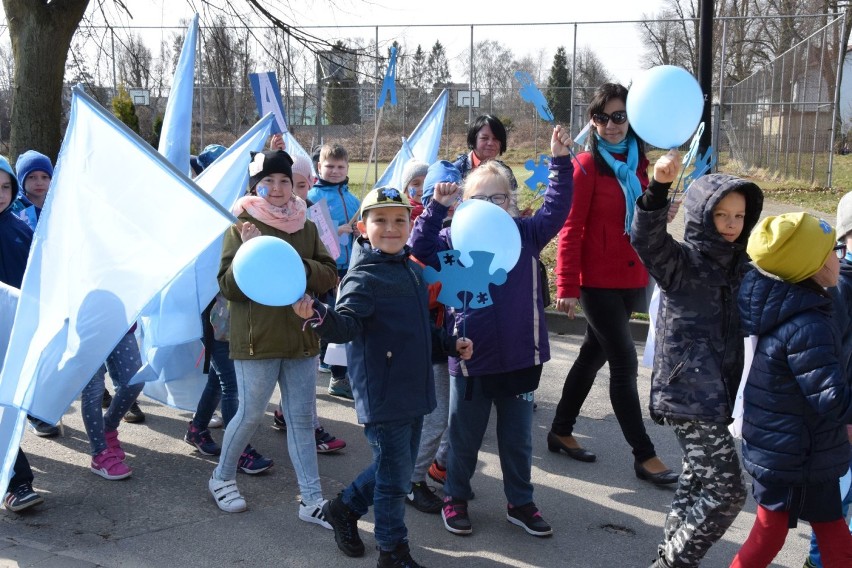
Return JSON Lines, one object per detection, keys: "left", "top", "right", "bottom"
{"left": 293, "top": 186, "right": 473, "bottom": 566}
{"left": 209, "top": 150, "right": 339, "bottom": 529}
{"left": 631, "top": 154, "right": 764, "bottom": 567}
{"left": 409, "top": 125, "right": 574, "bottom": 538}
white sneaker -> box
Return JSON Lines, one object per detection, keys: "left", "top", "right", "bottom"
{"left": 208, "top": 413, "right": 223, "bottom": 429}
{"left": 299, "top": 499, "right": 332, "bottom": 529}
{"left": 208, "top": 475, "right": 246, "bottom": 513}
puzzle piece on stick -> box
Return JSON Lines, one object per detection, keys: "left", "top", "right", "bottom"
{"left": 422, "top": 250, "right": 508, "bottom": 309}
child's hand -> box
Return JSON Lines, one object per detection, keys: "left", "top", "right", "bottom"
{"left": 434, "top": 182, "right": 461, "bottom": 207}
{"left": 291, "top": 294, "right": 314, "bottom": 319}
{"left": 456, "top": 337, "right": 473, "bottom": 360}
{"left": 551, "top": 125, "right": 574, "bottom": 157}
{"left": 555, "top": 297, "right": 578, "bottom": 319}
{"left": 667, "top": 198, "right": 682, "bottom": 223}
{"left": 238, "top": 221, "right": 261, "bottom": 242}
{"left": 270, "top": 133, "right": 285, "bottom": 151}
{"left": 653, "top": 150, "right": 680, "bottom": 184}
{"left": 338, "top": 224, "right": 353, "bottom": 236}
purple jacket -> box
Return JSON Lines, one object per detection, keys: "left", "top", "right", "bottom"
{"left": 409, "top": 154, "right": 574, "bottom": 377}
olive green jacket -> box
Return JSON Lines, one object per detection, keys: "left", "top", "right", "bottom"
{"left": 218, "top": 211, "right": 338, "bottom": 360}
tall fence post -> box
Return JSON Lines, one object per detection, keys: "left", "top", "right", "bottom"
{"left": 827, "top": 15, "right": 847, "bottom": 187}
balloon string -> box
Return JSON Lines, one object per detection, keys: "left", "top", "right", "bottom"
{"left": 301, "top": 307, "right": 325, "bottom": 332}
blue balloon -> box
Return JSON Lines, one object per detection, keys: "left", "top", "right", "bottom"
{"left": 452, "top": 199, "right": 521, "bottom": 273}
{"left": 626, "top": 65, "right": 704, "bottom": 149}
{"left": 232, "top": 235, "right": 306, "bottom": 306}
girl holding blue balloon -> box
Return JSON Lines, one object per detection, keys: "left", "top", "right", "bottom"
{"left": 548, "top": 83, "right": 678, "bottom": 486}
{"left": 209, "top": 149, "right": 339, "bottom": 528}
{"left": 410, "top": 125, "right": 574, "bottom": 538}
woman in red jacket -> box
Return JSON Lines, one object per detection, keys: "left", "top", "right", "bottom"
{"left": 547, "top": 83, "right": 677, "bottom": 485}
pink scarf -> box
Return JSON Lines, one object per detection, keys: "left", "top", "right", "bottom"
{"left": 232, "top": 194, "right": 307, "bottom": 234}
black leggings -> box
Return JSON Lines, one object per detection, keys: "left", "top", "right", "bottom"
{"left": 550, "top": 287, "right": 656, "bottom": 463}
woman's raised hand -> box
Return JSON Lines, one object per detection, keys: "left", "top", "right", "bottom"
{"left": 551, "top": 125, "right": 574, "bottom": 157}
{"left": 434, "top": 182, "right": 461, "bottom": 207}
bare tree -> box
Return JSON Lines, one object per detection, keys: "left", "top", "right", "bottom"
{"left": 462, "top": 40, "right": 514, "bottom": 114}
{"left": 116, "top": 33, "right": 152, "bottom": 90}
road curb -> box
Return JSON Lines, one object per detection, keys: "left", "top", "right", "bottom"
{"left": 545, "top": 309, "right": 650, "bottom": 343}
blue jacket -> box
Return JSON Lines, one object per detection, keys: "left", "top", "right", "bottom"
{"left": 0, "top": 158, "right": 32, "bottom": 288}
{"left": 311, "top": 239, "right": 458, "bottom": 424}
{"left": 306, "top": 177, "right": 360, "bottom": 270}
{"left": 631, "top": 174, "right": 763, "bottom": 424}
{"left": 739, "top": 270, "right": 852, "bottom": 486}
{"left": 409, "top": 154, "right": 573, "bottom": 377}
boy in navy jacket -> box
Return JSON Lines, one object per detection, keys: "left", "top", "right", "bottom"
{"left": 293, "top": 187, "right": 472, "bottom": 568}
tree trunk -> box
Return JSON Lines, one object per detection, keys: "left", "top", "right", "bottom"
{"left": 3, "top": 0, "right": 90, "bottom": 162}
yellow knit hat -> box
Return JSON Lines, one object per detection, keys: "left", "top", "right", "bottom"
{"left": 747, "top": 212, "right": 836, "bottom": 283}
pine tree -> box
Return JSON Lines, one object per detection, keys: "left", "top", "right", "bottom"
{"left": 546, "top": 46, "right": 572, "bottom": 124}
{"left": 325, "top": 41, "right": 362, "bottom": 125}
{"left": 426, "top": 40, "right": 451, "bottom": 92}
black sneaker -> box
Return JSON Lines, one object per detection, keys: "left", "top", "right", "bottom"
{"left": 441, "top": 496, "right": 472, "bottom": 535}
{"left": 123, "top": 401, "right": 145, "bottom": 423}
{"left": 27, "top": 418, "right": 59, "bottom": 438}
{"left": 377, "top": 542, "right": 423, "bottom": 568}
{"left": 272, "top": 410, "right": 286, "bottom": 431}
{"left": 406, "top": 481, "right": 442, "bottom": 514}
{"left": 102, "top": 390, "right": 113, "bottom": 409}
{"left": 323, "top": 495, "right": 365, "bottom": 557}
{"left": 506, "top": 502, "right": 552, "bottom": 537}
{"left": 3, "top": 482, "right": 43, "bottom": 512}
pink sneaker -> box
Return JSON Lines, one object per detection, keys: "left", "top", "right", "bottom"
{"left": 104, "top": 429, "right": 125, "bottom": 460}
{"left": 315, "top": 427, "right": 346, "bottom": 453}
{"left": 90, "top": 448, "right": 132, "bottom": 480}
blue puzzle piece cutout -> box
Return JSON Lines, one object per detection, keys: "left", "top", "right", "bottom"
{"left": 422, "top": 250, "right": 508, "bottom": 309}
{"left": 684, "top": 147, "right": 717, "bottom": 192}
{"left": 524, "top": 155, "right": 551, "bottom": 195}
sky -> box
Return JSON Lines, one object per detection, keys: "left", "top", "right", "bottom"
{"left": 65, "top": 0, "right": 667, "bottom": 86}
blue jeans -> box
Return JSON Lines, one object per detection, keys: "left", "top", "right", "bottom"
{"left": 808, "top": 464, "right": 852, "bottom": 567}
{"left": 342, "top": 417, "right": 423, "bottom": 551}
{"left": 193, "top": 339, "right": 238, "bottom": 429}
{"left": 445, "top": 374, "right": 535, "bottom": 506}
{"left": 214, "top": 357, "right": 322, "bottom": 505}
{"left": 9, "top": 450, "right": 33, "bottom": 491}
{"left": 412, "top": 362, "right": 450, "bottom": 480}
{"left": 80, "top": 331, "right": 144, "bottom": 455}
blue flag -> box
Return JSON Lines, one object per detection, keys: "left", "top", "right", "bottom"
{"left": 376, "top": 89, "right": 448, "bottom": 188}
{"left": 249, "top": 72, "right": 288, "bottom": 134}
{"left": 158, "top": 14, "right": 198, "bottom": 174}
{"left": 377, "top": 47, "right": 398, "bottom": 109}
{"left": 0, "top": 87, "right": 236, "bottom": 492}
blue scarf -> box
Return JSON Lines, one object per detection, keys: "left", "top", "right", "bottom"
{"left": 595, "top": 133, "right": 642, "bottom": 235}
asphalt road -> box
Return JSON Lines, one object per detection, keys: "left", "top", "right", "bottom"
{"left": 1, "top": 331, "right": 811, "bottom": 568}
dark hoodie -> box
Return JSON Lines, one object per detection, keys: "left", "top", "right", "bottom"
{"left": 0, "top": 157, "right": 32, "bottom": 288}
{"left": 738, "top": 268, "right": 852, "bottom": 486}
{"left": 630, "top": 174, "right": 763, "bottom": 424}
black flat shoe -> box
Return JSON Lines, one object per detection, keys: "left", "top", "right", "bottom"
{"left": 634, "top": 460, "right": 678, "bottom": 485}
{"left": 547, "top": 431, "right": 596, "bottom": 463}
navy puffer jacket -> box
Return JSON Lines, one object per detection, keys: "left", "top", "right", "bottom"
{"left": 738, "top": 269, "right": 852, "bottom": 486}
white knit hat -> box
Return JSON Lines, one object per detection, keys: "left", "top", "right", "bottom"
{"left": 837, "top": 191, "right": 852, "bottom": 239}
{"left": 400, "top": 159, "right": 429, "bottom": 192}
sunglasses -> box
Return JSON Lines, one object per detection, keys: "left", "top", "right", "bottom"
{"left": 592, "top": 110, "right": 628, "bottom": 126}
{"left": 834, "top": 243, "right": 847, "bottom": 259}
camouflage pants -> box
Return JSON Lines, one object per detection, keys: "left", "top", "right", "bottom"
{"left": 659, "top": 420, "right": 747, "bottom": 567}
